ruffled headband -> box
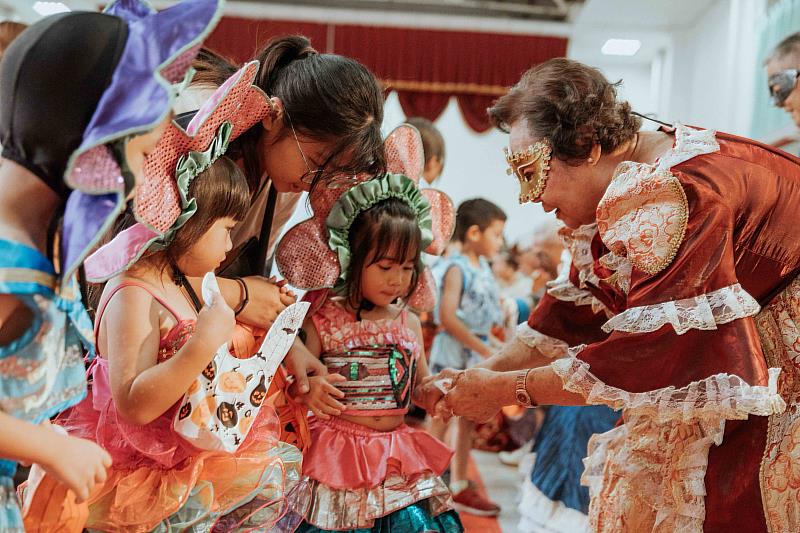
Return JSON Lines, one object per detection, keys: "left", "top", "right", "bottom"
{"left": 276, "top": 124, "right": 455, "bottom": 311}
{"left": 85, "top": 61, "right": 270, "bottom": 282}
{"left": 60, "top": 0, "right": 224, "bottom": 286}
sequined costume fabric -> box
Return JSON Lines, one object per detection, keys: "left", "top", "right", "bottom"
{"left": 522, "top": 124, "right": 800, "bottom": 532}
{"left": 297, "top": 296, "right": 463, "bottom": 532}
{"left": 0, "top": 239, "right": 92, "bottom": 532}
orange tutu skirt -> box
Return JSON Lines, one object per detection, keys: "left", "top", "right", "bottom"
{"left": 52, "top": 357, "right": 305, "bottom": 533}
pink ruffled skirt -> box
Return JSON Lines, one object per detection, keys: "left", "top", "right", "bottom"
{"left": 302, "top": 416, "right": 452, "bottom": 489}
{"left": 299, "top": 417, "right": 455, "bottom": 530}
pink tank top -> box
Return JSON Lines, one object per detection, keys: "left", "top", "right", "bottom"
{"left": 310, "top": 297, "right": 420, "bottom": 416}
{"left": 85, "top": 281, "right": 199, "bottom": 469}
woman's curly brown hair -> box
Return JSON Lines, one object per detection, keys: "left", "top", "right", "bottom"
{"left": 488, "top": 58, "right": 641, "bottom": 164}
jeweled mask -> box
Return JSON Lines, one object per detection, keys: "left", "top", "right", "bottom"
{"left": 504, "top": 138, "right": 552, "bottom": 204}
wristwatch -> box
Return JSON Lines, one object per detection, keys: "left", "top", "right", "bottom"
{"left": 515, "top": 369, "right": 534, "bottom": 407}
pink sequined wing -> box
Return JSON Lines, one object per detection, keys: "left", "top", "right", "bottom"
{"left": 385, "top": 124, "right": 424, "bottom": 183}
{"left": 421, "top": 189, "right": 455, "bottom": 255}
{"left": 135, "top": 61, "right": 268, "bottom": 233}
{"left": 407, "top": 268, "right": 437, "bottom": 312}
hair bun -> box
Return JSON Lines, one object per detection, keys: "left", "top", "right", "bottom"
{"left": 257, "top": 35, "right": 318, "bottom": 92}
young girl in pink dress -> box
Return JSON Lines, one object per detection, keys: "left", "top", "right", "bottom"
{"left": 55, "top": 63, "right": 302, "bottom": 532}
{"left": 275, "top": 126, "right": 463, "bottom": 532}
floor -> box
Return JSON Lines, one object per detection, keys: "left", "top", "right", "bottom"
{"left": 459, "top": 450, "right": 522, "bottom": 533}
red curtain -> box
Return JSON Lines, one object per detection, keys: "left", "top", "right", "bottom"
{"left": 205, "top": 18, "right": 568, "bottom": 133}
{"left": 205, "top": 17, "right": 328, "bottom": 62}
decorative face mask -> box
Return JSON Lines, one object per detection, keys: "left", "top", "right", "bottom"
{"left": 504, "top": 138, "right": 552, "bottom": 204}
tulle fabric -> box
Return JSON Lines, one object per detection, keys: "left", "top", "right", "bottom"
{"left": 302, "top": 417, "right": 452, "bottom": 490}
{"left": 57, "top": 356, "right": 300, "bottom": 532}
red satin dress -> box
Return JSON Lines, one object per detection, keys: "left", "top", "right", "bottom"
{"left": 518, "top": 124, "right": 800, "bottom": 532}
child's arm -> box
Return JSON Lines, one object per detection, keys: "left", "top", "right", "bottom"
{"left": 283, "top": 336, "right": 329, "bottom": 395}
{"left": 407, "top": 311, "right": 440, "bottom": 411}
{"left": 439, "top": 266, "right": 493, "bottom": 358}
{"left": 288, "top": 317, "right": 345, "bottom": 420}
{"left": 105, "top": 287, "right": 234, "bottom": 426}
{"left": 0, "top": 413, "right": 111, "bottom": 502}
{"left": 407, "top": 312, "right": 431, "bottom": 382}
{"left": 188, "top": 276, "right": 295, "bottom": 328}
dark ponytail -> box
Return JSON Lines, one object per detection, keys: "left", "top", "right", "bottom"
{"left": 255, "top": 35, "right": 385, "bottom": 186}
{"left": 194, "top": 36, "right": 385, "bottom": 190}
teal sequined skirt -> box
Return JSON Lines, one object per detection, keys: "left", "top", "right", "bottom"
{"left": 296, "top": 502, "right": 463, "bottom": 533}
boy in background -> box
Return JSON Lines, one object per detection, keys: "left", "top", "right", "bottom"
{"left": 406, "top": 117, "right": 445, "bottom": 186}
{"left": 429, "top": 198, "right": 506, "bottom": 516}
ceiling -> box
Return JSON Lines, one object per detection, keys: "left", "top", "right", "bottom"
{"left": 574, "top": 0, "right": 716, "bottom": 30}
{"left": 229, "top": 0, "right": 585, "bottom": 21}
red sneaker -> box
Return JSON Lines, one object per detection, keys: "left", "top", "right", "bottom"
{"left": 452, "top": 483, "right": 501, "bottom": 517}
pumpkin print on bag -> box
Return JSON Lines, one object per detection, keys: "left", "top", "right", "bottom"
{"left": 220, "top": 370, "right": 246, "bottom": 393}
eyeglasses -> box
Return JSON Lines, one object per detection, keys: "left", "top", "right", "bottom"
{"left": 768, "top": 69, "right": 799, "bottom": 107}
{"left": 285, "top": 109, "right": 365, "bottom": 189}
{"left": 284, "top": 109, "right": 324, "bottom": 185}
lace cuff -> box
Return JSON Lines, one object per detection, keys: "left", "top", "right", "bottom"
{"left": 551, "top": 347, "right": 785, "bottom": 425}
{"left": 546, "top": 278, "right": 610, "bottom": 315}
{"left": 601, "top": 283, "right": 760, "bottom": 335}
{"left": 515, "top": 324, "right": 568, "bottom": 359}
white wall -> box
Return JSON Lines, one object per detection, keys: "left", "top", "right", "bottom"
{"left": 382, "top": 93, "right": 555, "bottom": 246}
{"left": 667, "top": 0, "right": 764, "bottom": 135}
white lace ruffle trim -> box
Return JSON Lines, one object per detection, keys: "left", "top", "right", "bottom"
{"left": 601, "top": 283, "right": 760, "bottom": 336}
{"left": 551, "top": 347, "right": 786, "bottom": 425}
{"left": 561, "top": 224, "right": 601, "bottom": 289}
{"left": 547, "top": 278, "right": 610, "bottom": 316}
{"left": 516, "top": 323, "right": 569, "bottom": 359}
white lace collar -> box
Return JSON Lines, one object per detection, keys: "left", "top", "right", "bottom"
{"left": 655, "top": 123, "right": 720, "bottom": 173}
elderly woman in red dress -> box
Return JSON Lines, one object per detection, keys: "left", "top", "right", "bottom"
{"left": 420, "top": 58, "right": 800, "bottom": 532}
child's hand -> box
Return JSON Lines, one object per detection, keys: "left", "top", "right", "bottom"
{"left": 413, "top": 374, "right": 449, "bottom": 412}
{"left": 291, "top": 374, "right": 346, "bottom": 420}
{"left": 194, "top": 292, "right": 235, "bottom": 350}
{"left": 284, "top": 341, "right": 329, "bottom": 395}
{"left": 477, "top": 343, "right": 493, "bottom": 359}
{"left": 40, "top": 432, "right": 112, "bottom": 502}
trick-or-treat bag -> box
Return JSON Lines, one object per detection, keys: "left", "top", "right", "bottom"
{"left": 173, "top": 273, "right": 309, "bottom": 452}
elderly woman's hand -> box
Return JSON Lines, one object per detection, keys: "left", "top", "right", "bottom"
{"left": 438, "top": 368, "right": 517, "bottom": 423}
{"left": 414, "top": 369, "right": 460, "bottom": 412}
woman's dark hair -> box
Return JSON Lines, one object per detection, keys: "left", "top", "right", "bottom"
{"left": 343, "top": 197, "right": 423, "bottom": 310}
{"left": 500, "top": 249, "right": 520, "bottom": 271}
{"left": 192, "top": 36, "right": 386, "bottom": 191}
{"left": 488, "top": 58, "right": 641, "bottom": 164}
